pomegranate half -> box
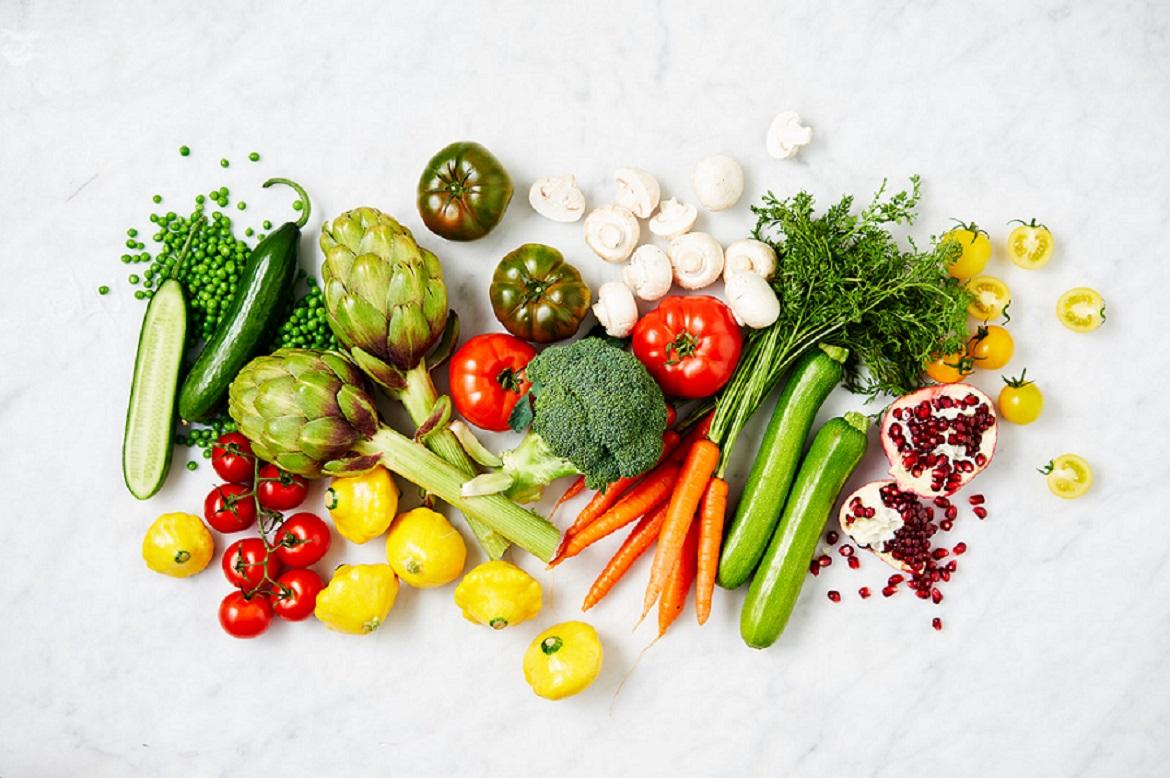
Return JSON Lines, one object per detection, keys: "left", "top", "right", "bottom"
{"left": 838, "top": 480, "right": 938, "bottom": 573}
{"left": 881, "top": 383, "right": 997, "bottom": 497}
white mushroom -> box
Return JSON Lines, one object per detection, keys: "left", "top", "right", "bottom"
{"left": 648, "top": 198, "right": 698, "bottom": 239}
{"left": 592, "top": 281, "right": 639, "bottom": 338}
{"left": 668, "top": 232, "right": 724, "bottom": 290}
{"left": 723, "top": 239, "right": 777, "bottom": 282}
{"left": 765, "top": 111, "right": 813, "bottom": 159}
{"left": 692, "top": 154, "right": 744, "bottom": 211}
{"left": 623, "top": 245, "right": 673, "bottom": 301}
{"left": 583, "top": 204, "right": 640, "bottom": 263}
{"left": 613, "top": 168, "right": 661, "bottom": 219}
{"left": 528, "top": 174, "right": 585, "bottom": 222}
{"left": 724, "top": 271, "right": 780, "bottom": 329}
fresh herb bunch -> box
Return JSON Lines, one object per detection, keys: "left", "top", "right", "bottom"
{"left": 710, "top": 176, "right": 970, "bottom": 468}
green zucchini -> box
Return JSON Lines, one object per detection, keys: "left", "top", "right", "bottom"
{"left": 178, "top": 179, "right": 309, "bottom": 421}
{"left": 740, "top": 412, "right": 868, "bottom": 649}
{"left": 122, "top": 277, "right": 188, "bottom": 499}
{"left": 718, "top": 344, "right": 847, "bottom": 589}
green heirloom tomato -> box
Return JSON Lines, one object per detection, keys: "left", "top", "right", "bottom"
{"left": 417, "top": 141, "right": 513, "bottom": 241}
{"left": 489, "top": 244, "right": 591, "bottom": 344}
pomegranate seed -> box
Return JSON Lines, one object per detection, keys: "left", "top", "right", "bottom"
{"left": 859, "top": 586, "right": 871, "bottom": 599}
{"left": 946, "top": 560, "right": 958, "bottom": 572}
{"left": 940, "top": 570, "right": 951, "bottom": 582}
{"left": 968, "top": 494, "right": 985, "bottom": 505}
{"left": 818, "top": 555, "right": 832, "bottom": 568}
{"left": 839, "top": 545, "right": 855, "bottom": 558}
{"left": 933, "top": 496, "right": 950, "bottom": 508}
{"left": 932, "top": 548, "right": 950, "bottom": 560}
{"left": 945, "top": 505, "right": 958, "bottom": 520}
{"left": 931, "top": 588, "right": 943, "bottom": 604}
{"left": 882, "top": 586, "right": 897, "bottom": 597}
{"left": 915, "top": 588, "right": 931, "bottom": 600}
{"left": 827, "top": 590, "right": 841, "bottom": 603}
{"left": 973, "top": 506, "right": 988, "bottom": 519}
{"left": 809, "top": 561, "right": 820, "bottom": 576}
{"left": 953, "top": 542, "right": 967, "bottom": 555}
{"left": 939, "top": 519, "right": 954, "bottom": 532}
{"left": 826, "top": 531, "right": 839, "bottom": 545}
{"left": 888, "top": 574, "right": 905, "bottom": 585}
{"left": 932, "top": 617, "right": 943, "bottom": 631}
{"left": 847, "top": 557, "right": 861, "bottom": 570}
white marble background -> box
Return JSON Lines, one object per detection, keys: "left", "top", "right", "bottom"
{"left": 2, "top": 1, "right": 1168, "bottom": 775}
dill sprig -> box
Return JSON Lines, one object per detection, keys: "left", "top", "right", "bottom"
{"left": 709, "top": 176, "right": 971, "bottom": 470}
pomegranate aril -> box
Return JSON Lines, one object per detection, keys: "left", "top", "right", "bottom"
{"left": 915, "top": 588, "right": 931, "bottom": 600}
{"left": 973, "top": 506, "right": 988, "bottom": 519}
{"left": 932, "top": 617, "right": 943, "bottom": 631}
{"left": 839, "top": 545, "right": 855, "bottom": 558}
{"left": 882, "top": 586, "right": 897, "bottom": 598}
{"left": 932, "top": 548, "right": 950, "bottom": 560}
{"left": 931, "top": 588, "right": 943, "bottom": 604}
{"left": 888, "top": 574, "right": 904, "bottom": 585}
{"left": 859, "top": 587, "right": 871, "bottom": 599}
{"left": 827, "top": 590, "right": 841, "bottom": 603}
{"left": 809, "top": 561, "right": 820, "bottom": 577}
{"left": 826, "top": 531, "right": 839, "bottom": 545}
{"left": 847, "top": 557, "right": 860, "bottom": 570}
{"left": 968, "top": 494, "right": 985, "bottom": 505}
{"left": 818, "top": 555, "right": 832, "bottom": 568}
{"left": 953, "top": 542, "right": 967, "bottom": 555}
{"left": 945, "top": 505, "right": 958, "bottom": 520}
{"left": 946, "top": 560, "right": 958, "bottom": 572}
{"left": 939, "top": 519, "right": 954, "bottom": 532}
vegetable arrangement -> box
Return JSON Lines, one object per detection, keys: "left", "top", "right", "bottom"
{"left": 118, "top": 128, "right": 1104, "bottom": 699}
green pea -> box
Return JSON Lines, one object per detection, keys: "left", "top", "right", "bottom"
{"left": 179, "top": 145, "right": 190, "bottom": 156}
{"left": 98, "top": 285, "right": 110, "bottom": 295}
{"left": 128, "top": 274, "right": 140, "bottom": 284}
{"left": 152, "top": 194, "right": 162, "bottom": 204}
{"left": 262, "top": 220, "right": 272, "bottom": 230}
{"left": 195, "top": 194, "right": 205, "bottom": 204}
{"left": 220, "top": 158, "right": 229, "bottom": 168}
{"left": 244, "top": 227, "right": 254, "bottom": 237}
{"left": 292, "top": 200, "right": 304, "bottom": 211}
{"left": 127, "top": 227, "right": 138, "bottom": 238}
{"left": 186, "top": 461, "right": 198, "bottom": 471}
{"left": 237, "top": 201, "right": 246, "bottom": 211}
{"left": 248, "top": 152, "right": 260, "bottom": 161}
{"left": 134, "top": 290, "right": 146, "bottom": 300}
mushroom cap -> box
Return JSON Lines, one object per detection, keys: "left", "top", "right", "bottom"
{"left": 724, "top": 270, "right": 780, "bottom": 329}
{"left": 724, "top": 239, "right": 777, "bottom": 281}
{"left": 623, "top": 244, "right": 673, "bottom": 301}
{"left": 529, "top": 174, "right": 586, "bottom": 223}
{"left": 692, "top": 154, "right": 744, "bottom": 211}
{"left": 583, "top": 204, "right": 640, "bottom": 263}
{"left": 668, "top": 232, "right": 724, "bottom": 290}
{"left": 648, "top": 198, "right": 698, "bottom": 239}
{"left": 613, "top": 168, "right": 661, "bottom": 219}
{"left": 592, "top": 281, "right": 639, "bottom": 338}
{"left": 766, "top": 112, "right": 813, "bottom": 159}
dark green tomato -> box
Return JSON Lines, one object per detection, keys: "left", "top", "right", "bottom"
{"left": 489, "top": 244, "right": 591, "bottom": 344}
{"left": 417, "top": 141, "right": 513, "bottom": 241}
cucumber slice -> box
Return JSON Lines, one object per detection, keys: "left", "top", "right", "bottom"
{"left": 122, "top": 278, "right": 187, "bottom": 499}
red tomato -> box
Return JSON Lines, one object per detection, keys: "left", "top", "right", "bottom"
{"left": 631, "top": 296, "right": 743, "bottom": 399}
{"left": 256, "top": 465, "right": 308, "bottom": 511}
{"left": 221, "top": 538, "right": 281, "bottom": 591}
{"left": 449, "top": 333, "right": 537, "bottom": 431}
{"left": 218, "top": 590, "right": 273, "bottom": 638}
{"left": 269, "top": 569, "right": 325, "bottom": 622}
{"left": 273, "top": 513, "right": 332, "bottom": 567}
{"left": 203, "top": 483, "right": 257, "bottom": 533}
{"left": 211, "top": 432, "right": 256, "bottom": 483}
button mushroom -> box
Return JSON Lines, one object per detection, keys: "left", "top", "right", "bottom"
{"left": 529, "top": 174, "right": 586, "bottom": 223}
{"left": 583, "top": 204, "right": 640, "bottom": 263}
{"left": 723, "top": 239, "right": 777, "bottom": 282}
{"left": 613, "top": 168, "right": 661, "bottom": 219}
{"left": 765, "top": 111, "right": 813, "bottom": 159}
{"left": 724, "top": 270, "right": 780, "bottom": 329}
{"left": 592, "top": 281, "right": 639, "bottom": 338}
{"left": 692, "top": 154, "right": 744, "bottom": 211}
{"left": 648, "top": 198, "right": 698, "bottom": 240}
{"left": 668, "top": 232, "right": 724, "bottom": 290}
{"left": 623, "top": 244, "right": 673, "bottom": 301}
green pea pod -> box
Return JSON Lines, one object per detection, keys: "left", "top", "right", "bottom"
{"left": 178, "top": 179, "right": 309, "bottom": 421}
{"left": 489, "top": 244, "right": 591, "bottom": 344}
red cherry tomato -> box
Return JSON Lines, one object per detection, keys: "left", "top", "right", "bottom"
{"left": 221, "top": 538, "right": 281, "bottom": 591}
{"left": 269, "top": 569, "right": 325, "bottom": 622}
{"left": 211, "top": 432, "right": 256, "bottom": 483}
{"left": 273, "top": 513, "right": 332, "bottom": 567}
{"left": 256, "top": 464, "right": 308, "bottom": 511}
{"left": 449, "top": 333, "right": 537, "bottom": 431}
{"left": 218, "top": 590, "right": 273, "bottom": 638}
{"left": 203, "top": 483, "right": 257, "bottom": 533}
{"left": 631, "top": 295, "right": 743, "bottom": 399}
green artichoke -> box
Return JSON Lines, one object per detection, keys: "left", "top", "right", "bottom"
{"left": 320, "top": 208, "right": 449, "bottom": 392}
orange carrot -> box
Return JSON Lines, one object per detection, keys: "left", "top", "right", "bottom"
{"left": 695, "top": 476, "right": 728, "bottom": 625}
{"left": 641, "top": 438, "right": 720, "bottom": 618}
{"left": 551, "top": 463, "right": 680, "bottom": 565}
{"left": 658, "top": 519, "right": 700, "bottom": 636}
{"left": 581, "top": 502, "right": 669, "bottom": 611}
{"left": 550, "top": 476, "right": 586, "bottom": 521}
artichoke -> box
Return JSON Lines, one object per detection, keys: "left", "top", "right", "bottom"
{"left": 228, "top": 349, "right": 560, "bottom": 561}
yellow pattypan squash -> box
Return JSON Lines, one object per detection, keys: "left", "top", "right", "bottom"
{"left": 453, "top": 560, "right": 541, "bottom": 629}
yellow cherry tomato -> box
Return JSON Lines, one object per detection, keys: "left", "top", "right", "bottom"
{"left": 1042, "top": 454, "right": 1093, "bottom": 499}
{"left": 325, "top": 465, "right": 399, "bottom": 543}
{"left": 965, "top": 275, "right": 1011, "bottom": 321}
{"left": 1056, "top": 287, "right": 1106, "bottom": 332}
{"left": 942, "top": 222, "right": 991, "bottom": 279}
{"left": 142, "top": 512, "right": 214, "bottom": 578}
{"left": 1007, "top": 218, "right": 1054, "bottom": 269}
{"left": 453, "top": 560, "right": 542, "bottom": 630}
{"left": 523, "top": 621, "right": 603, "bottom": 700}
{"left": 314, "top": 563, "right": 399, "bottom": 634}
{"left": 925, "top": 351, "right": 974, "bottom": 384}
{"left": 969, "top": 325, "right": 1014, "bottom": 370}
{"left": 385, "top": 507, "right": 467, "bottom": 588}
{"left": 998, "top": 370, "right": 1044, "bottom": 425}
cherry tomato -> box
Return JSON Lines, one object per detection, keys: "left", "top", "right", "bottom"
{"left": 211, "top": 432, "right": 256, "bottom": 483}
{"left": 218, "top": 590, "right": 274, "bottom": 638}
{"left": 222, "top": 538, "right": 281, "bottom": 591}
{"left": 965, "top": 276, "right": 1011, "bottom": 321}
{"left": 924, "top": 352, "right": 974, "bottom": 384}
{"left": 203, "top": 483, "right": 257, "bottom": 533}
{"left": 1007, "top": 218, "right": 1054, "bottom": 269}
{"left": 969, "top": 325, "right": 1014, "bottom": 370}
{"left": 274, "top": 512, "right": 332, "bottom": 567}
{"left": 631, "top": 295, "right": 743, "bottom": 399}
{"left": 449, "top": 333, "right": 537, "bottom": 431}
{"left": 1056, "top": 287, "right": 1106, "bottom": 333}
{"left": 999, "top": 370, "right": 1044, "bottom": 425}
{"left": 942, "top": 222, "right": 991, "bottom": 279}
{"left": 269, "top": 568, "right": 325, "bottom": 622}
{"left": 256, "top": 465, "right": 307, "bottom": 511}
{"left": 1042, "top": 454, "right": 1092, "bottom": 499}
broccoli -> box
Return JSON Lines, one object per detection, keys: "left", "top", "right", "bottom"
{"left": 462, "top": 338, "right": 668, "bottom": 503}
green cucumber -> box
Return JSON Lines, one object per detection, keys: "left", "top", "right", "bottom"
{"left": 123, "top": 277, "right": 188, "bottom": 499}
{"left": 178, "top": 179, "right": 309, "bottom": 421}
{"left": 740, "top": 412, "right": 868, "bottom": 649}
{"left": 718, "top": 344, "right": 847, "bottom": 589}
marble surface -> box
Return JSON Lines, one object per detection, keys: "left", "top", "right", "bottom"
{"left": 2, "top": 1, "right": 1168, "bottom": 775}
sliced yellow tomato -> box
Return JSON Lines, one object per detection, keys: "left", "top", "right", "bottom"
{"left": 942, "top": 222, "right": 991, "bottom": 279}
{"left": 1007, "top": 219, "right": 1054, "bottom": 269}
{"left": 1042, "top": 454, "right": 1092, "bottom": 499}
{"left": 1056, "top": 287, "right": 1105, "bottom": 332}
{"left": 966, "top": 275, "right": 1011, "bottom": 321}
{"left": 969, "top": 325, "right": 1014, "bottom": 370}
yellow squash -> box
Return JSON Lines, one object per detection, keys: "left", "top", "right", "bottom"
{"left": 142, "top": 512, "right": 214, "bottom": 578}
{"left": 314, "top": 564, "right": 399, "bottom": 634}
{"left": 385, "top": 507, "right": 467, "bottom": 588}
{"left": 523, "top": 621, "right": 603, "bottom": 700}
{"left": 325, "top": 465, "right": 399, "bottom": 543}
{"left": 453, "top": 560, "right": 541, "bottom": 629}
